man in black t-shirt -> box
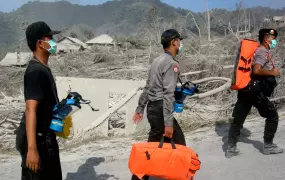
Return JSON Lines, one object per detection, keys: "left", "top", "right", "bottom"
{"left": 16, "top": 21, "right": 62, "bottom": 180}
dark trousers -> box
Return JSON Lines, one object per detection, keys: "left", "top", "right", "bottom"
{"left": 132, "top": 100, "right": 186, "bottom": 180}
{"left": 18, "top": 132, "right": 62, "bottom": 180}
{"left": 228, "top": 90, "right": 279, "bottom": 146}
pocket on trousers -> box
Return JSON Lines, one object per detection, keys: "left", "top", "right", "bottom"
{"left": 15, "top": 125, "right": 27, "bottom": 155}
{"left": 242, "top": 80, "right": 261, "bottom": 95}
{"left": 38, "top": 135, "right": 59, "bottom": 159}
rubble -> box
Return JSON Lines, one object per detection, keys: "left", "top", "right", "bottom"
{"left": 0, "top": 31, "right": 284, "bottom": 151}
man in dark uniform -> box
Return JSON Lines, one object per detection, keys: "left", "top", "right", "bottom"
{"left": 226, "top": 28, "right": 283, "bottom": 158}
{"left": 132, "top": 29, "right": 185, "bottom": 180}
{"left": 15, "top": 21, "right": 62, "bottom": 180}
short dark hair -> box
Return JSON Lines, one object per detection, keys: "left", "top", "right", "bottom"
{"left": 162, "top": 38, "right": 182, "bottom": 49}
{"left": 27, "top": 36, "right": 47, "bottom": 51}
{"left": 258, "top": 28, "right": 278, "bottom": 43}
{"left": 162, "top": 41, "right": 171, "bottom": 49}
{"left": 27, "top": 38, "right": 37, "bottom": 52}
{"left": 161, "top": 29, "right": 185, "bottom": 49}
{"left": 259, "top": 34, "right": 271, "bottom": 43}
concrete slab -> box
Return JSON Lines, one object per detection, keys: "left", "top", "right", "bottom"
{"left": 124, "top": 90, "right": 148, "bottom": 136}
{"left": 55, "top": 77, "right": 145, "bottom": 137}
{"left": 56, "top": 77, "right": 109, "bottom": 136}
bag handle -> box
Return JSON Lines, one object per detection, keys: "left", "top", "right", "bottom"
{"left": 178, "top": 76, "right": 198, "bottom": 90}
{"left": 158, "top": 136, "right": 176, "bottom": 149}
{"left": 46, "top": 69, "right": 59, "bottom": 104}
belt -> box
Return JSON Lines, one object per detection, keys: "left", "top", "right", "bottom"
{"left": 37, "top": 131, "right": 55, "bottom": 138}
{"left": 149, "top": 99, "right": 163, "bottom": 103}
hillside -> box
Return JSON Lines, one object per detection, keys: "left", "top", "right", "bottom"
{"left": 0, "top": 0, "right": 284, "bottom": 59}
{"left": 9, "top": 0, "right": 186, "bottom": 35}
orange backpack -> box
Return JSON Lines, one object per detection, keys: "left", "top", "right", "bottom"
{"left": 231, "top": 39, "right": 259, "bottom": 90}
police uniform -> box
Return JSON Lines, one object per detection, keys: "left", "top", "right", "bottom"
{"left": 131, "top": 29, "right": 186, "bottom": 180}
{"left": 227, "top": 29, "right": 281, "bottom": 156}
{"left": 136, "top": 52, "right": 186, "bottom": 145}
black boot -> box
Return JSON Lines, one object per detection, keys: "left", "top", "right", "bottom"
{"left": 263, "top": 141, "right": 283, "bottom": 155}
{"left": 226, "top": 144, "right": 240, "bottom": 158}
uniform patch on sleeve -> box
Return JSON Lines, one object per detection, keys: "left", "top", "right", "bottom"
{"left": 173, "top": 65, "right": 179, "bottom": 73}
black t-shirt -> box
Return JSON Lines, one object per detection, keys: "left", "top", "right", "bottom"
{"left": 24, "top": 58, "right": 59, "bottom": 133}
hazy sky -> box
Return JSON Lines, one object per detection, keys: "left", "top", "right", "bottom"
{"left": 0, "top": 0, "right": 284, "bottom": 13}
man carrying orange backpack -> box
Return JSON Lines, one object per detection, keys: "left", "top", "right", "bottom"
{"left": 227, "top": 29, "right": 283, "bottom": 158}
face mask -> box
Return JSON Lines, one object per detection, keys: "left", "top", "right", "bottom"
{"left": 269, "top": 39, "right": 277, "bottom": 49}
{"left": 178, "top": 41, "right": 183, "bottom": 54}
{"left": 41, "top": 39, "right": 57, "bottom": 54}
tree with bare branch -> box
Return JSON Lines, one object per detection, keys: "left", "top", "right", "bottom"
{"left": 205, "top": 0, "right": 211, "bottom": 41}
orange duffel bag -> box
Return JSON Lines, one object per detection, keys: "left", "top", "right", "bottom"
{"left": 128, "top": 137, "right": 201, "bottom": 180}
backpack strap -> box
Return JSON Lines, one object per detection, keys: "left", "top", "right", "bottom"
{"left": 238, "top": 67, "right": 251, "bottom": 72}
{"left": 240, "top": 56, "right": 252, "bottom": 64}
{"left": 178, "top": 74, "right": 183, "bottom": 85}
{"left": 178, "top": 74, "right": 198, "bottom": 90}
{"left": 266, "top": 52, "right": 275, "bottom": 68}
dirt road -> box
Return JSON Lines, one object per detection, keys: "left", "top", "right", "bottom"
{"left": 1, "top": 117, "right": 285, "bottom": 180}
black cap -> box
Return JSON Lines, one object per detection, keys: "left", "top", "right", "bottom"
{"left": 259, "top": 28, "right": 278, "bottom": 38}
{"left": 26, "top": 21, "right": 61, "bottom": 42}
{"left": 161, "top": 29, "right": 186, "bottom": 44}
